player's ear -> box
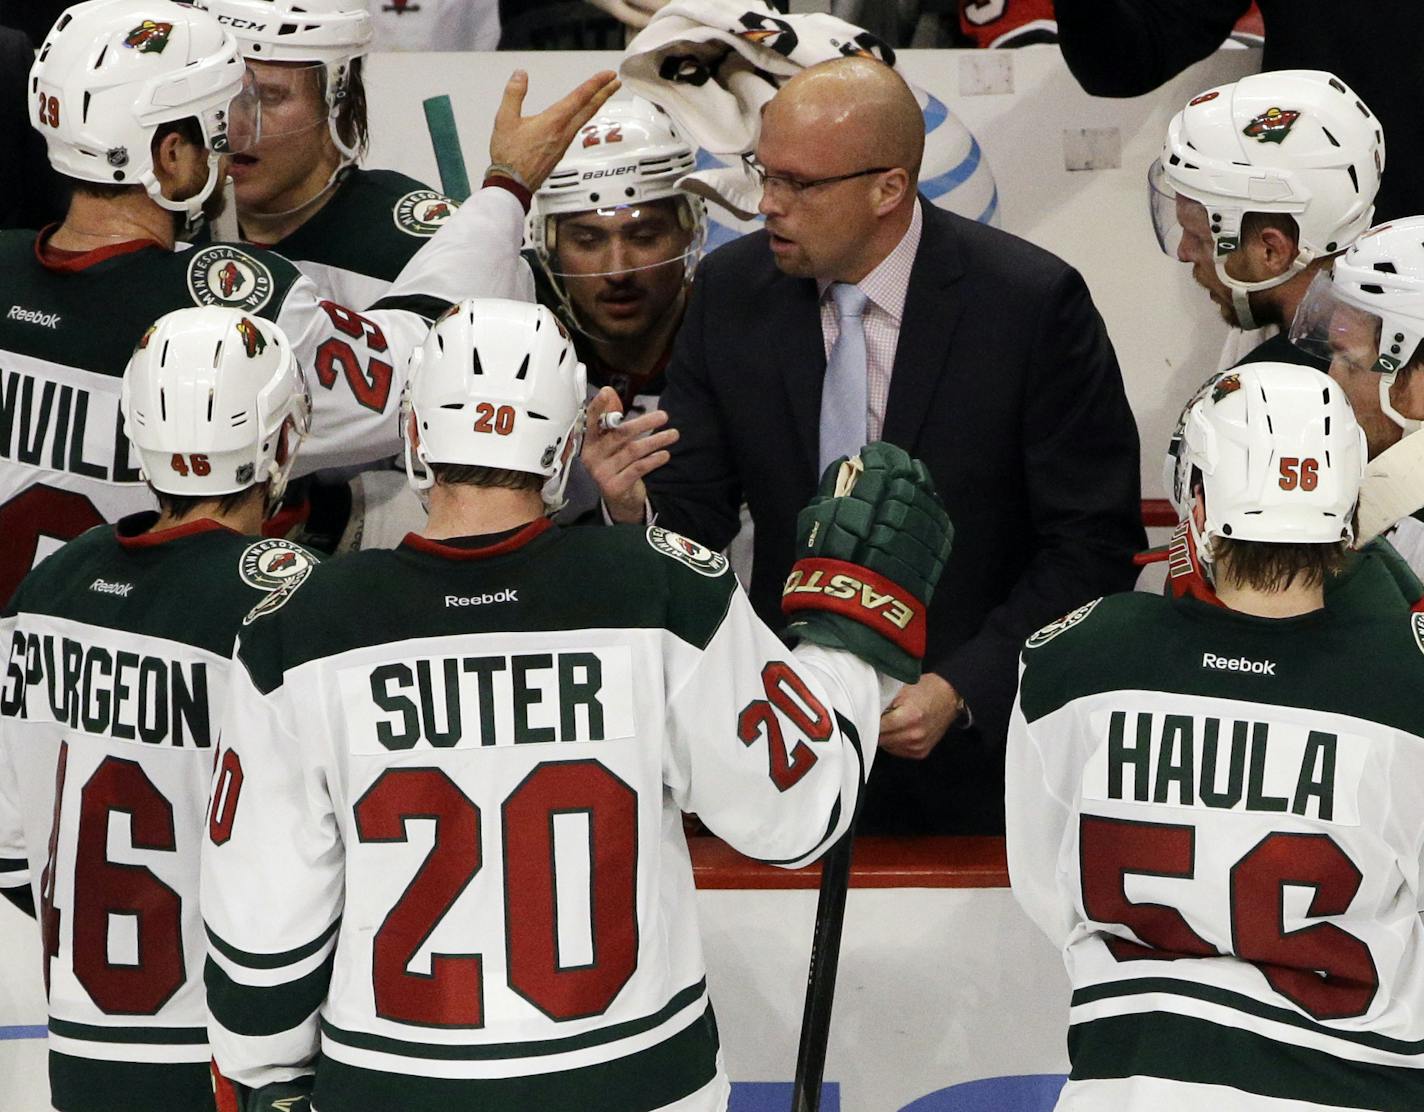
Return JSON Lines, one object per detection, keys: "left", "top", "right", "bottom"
{"left": 1256, "top": 224, "right": 1300, "bottom": 278}
{"left": 1191, "top": 486, "right": 1208, "bottom": 534}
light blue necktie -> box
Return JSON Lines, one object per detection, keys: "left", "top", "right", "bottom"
{"left": 818, "top": 282, "right": 870, "bottom": 473}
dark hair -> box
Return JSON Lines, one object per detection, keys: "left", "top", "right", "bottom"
{"left": 154, "top": 485, "right": 264, "bottom": 519}
{"left": 430, "top": 463, "right": 543, "bottom": 492}
{"left": 325, "top": 56, "right": 369, "bottom": 159}
{"left": 1240, "top": 210, "right": 1301, "bottom": 249}
{"left": 67, "top": 117, "right": 205, "bottom": 198}
{"left": 1211, "top": 536, "right": 1349, "bottom": 592}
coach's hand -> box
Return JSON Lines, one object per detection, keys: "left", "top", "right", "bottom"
{"left": 489, "top": 70, "right": 620, "bottom": 192}
{"left": 879, "top": 672, "right": 962, "bottom": 760}
{"left": 583, "top": 387, "right": 677, "bottom": 525}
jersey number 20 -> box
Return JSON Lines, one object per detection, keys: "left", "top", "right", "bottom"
{"left": 354, "top": 759, "right": 637, "bottom": 1028}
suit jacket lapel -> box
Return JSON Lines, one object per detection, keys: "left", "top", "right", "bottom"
{"left": 881, "top": 200, "right": 966, "bottom": 451}
{"left": 776, "top": 270, "right": 827, "bottom": 475}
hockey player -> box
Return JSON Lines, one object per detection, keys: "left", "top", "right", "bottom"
{"left": 527, "top": 97, "right": 705, "bottom": 522}
{"left": 1148, "top": 70, "right": 1383, "bottom": 365}
{"left": 1289, "top": 217, "right": 1424, "bottom": 570}
{"left": 0, "top": 0, "right": 616, "bottom": 605}
{"left": 196, "top": 0, "right": 503, "bottom": 310}
{"left": 0, "top": 307, "right": 317, "bottom": 1112}
{"left": 1008, "top": 362, "right": 1424, "bottom": 1110}
{"left": 202, "top": 298, "right": 953, "bottom": 1111}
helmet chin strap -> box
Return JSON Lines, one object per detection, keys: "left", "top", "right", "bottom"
{"left": 540, "top": 416, "right": 586, "bottom": 515}
{"left": 1380, "top": 372, "right": 1424, "bottom": 434}
{"left": 145, "top": 153, "right": 224, "bottom": 233}
{"left": 1214, "top": 249, "right": 1314, "bottom": 332}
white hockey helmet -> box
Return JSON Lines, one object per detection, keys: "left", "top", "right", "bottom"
{"left": 403, "top": 299, "right": 587, "bottom": 513}
{"left": 1149, "top": 70, "right": 1384, "bottom": 328}
{"left": 121, "top": 307, "right": 311, "bottom": 502}
{"left": 29, "top": 0, "right": 260, "bottom": 221}
{"left": 197, "top": 0, "right": 372, "bottom": 161}
{"left": 1178, "top": 362, "right": 1364, "bottom": 564}
{"left": 1290, "top": 217, "right": 1424, "bottom": 434}
{"left": 531, "top": 99, "right": 706, "bottom": 320}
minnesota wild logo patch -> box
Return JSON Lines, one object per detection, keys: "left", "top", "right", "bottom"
{"left": 647, "top": 526, "right": 728, "bottom": 578}
{"left": 394, "top": 191, "right": 458, "bottom": 237}
{"left": 188, "top": 245, "right": 275, "bottom": 312}
{"left": 1243, "top": 107, "right": 1301, "bottom": 144}
{"left": 239, "top": 539, "right": 316, "bottom": 591}
{"left": 1026, "top": 598, "right": 1101, "bottom": 649}
{"left": 1412, "top": 612, "right": 1424, "bottom": 657}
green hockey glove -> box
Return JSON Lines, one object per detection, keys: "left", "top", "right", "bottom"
{"left": 782, "top": 442, "right": 953, "bottom": 683}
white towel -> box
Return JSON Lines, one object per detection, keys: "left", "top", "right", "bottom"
{"left": 621, "top": 0, "right": 898, "bottom": 155}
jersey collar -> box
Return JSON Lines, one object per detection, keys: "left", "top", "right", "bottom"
{"left": 35, "top": 225, "right": 164, "bottom": 273}
{"left": 115, "top": 512, "right": 237, "bottom": 550}
{"left": 401, "top": 517, "right": 554, "bottom": 560}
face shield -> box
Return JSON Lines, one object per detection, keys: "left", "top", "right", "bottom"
{"left": 209, "top": 69, "right": 263, "bottom": 156}
{"left": 540, "top": 198, "right": 701, "bottom": 341}
{"left": 241, "top": 61, "right": 330, "bottom": 146}
{"left": 1290, "top": 270, "right": 1422, "bottom": 432}
{"left": 1148, "top": 160, "right": 1186, "bottom": 257}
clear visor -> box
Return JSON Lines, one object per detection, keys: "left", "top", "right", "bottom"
{"left": 208, "top": 70, "right": 263, "bottom": 156}
{"left": 1289, "top": 271, "right": 1385, "bottom": 373}
{"left": 545, "top": 203, "right": 697, "bottom": 280}
{"left": 1148, "top": 160, "right": 1183, "bottom": 257}
{"left": 239, "top": 61, "right": 332, "bottom": 145}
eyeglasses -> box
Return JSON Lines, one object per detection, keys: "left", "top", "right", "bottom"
{"left": 742, "top": 154, "right": 894, "bottom": 198}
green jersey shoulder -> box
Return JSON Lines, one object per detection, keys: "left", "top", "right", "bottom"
{"left": 272, "top": 168, "right": 458, "bottom": 284}
{"left": 1017, "top": 588, "right": 1424, "bottom": 738}
{"left": 238, "top": 522, "right": 737, "bottom": 694}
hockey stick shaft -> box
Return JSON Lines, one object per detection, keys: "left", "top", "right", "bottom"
{"left": 422, "top": 95, "right": 472, "bottom": 203}
{"left": 791, "top": 828, "right": 856, "bottom": 1112}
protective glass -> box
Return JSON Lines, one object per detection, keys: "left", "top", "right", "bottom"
{"left": 545, "top": 201, "right": 697, "bottom": 281}
{"left": 241, "top": 61, "right": 330, "bottom": 144}
{"left": 1289, "top": 271, "right": 1385, "bottom": 373}
{"left": 1147, "top": 160, "right": 1184, "bottom": 257}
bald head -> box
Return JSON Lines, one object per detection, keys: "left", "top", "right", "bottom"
{"left": 769, "top": 57, "right": 924, "bottom": 183}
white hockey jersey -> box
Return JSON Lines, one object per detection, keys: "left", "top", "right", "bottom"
{"left": 1007, "top": 590, "right": 1424, "bottom": 1111}
{"left": 203, "top": 521, "right": 887, "bottom": 1111}
{"left": 0, "top": 186, "right": 526, "bottom": 603}
{"left": 0, "top": 516, "right": 318, "bottom": 1111}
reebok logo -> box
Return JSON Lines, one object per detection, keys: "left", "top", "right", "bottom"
{"left": 444, "top": 589, "right": 518, "bottom": 607}
{"left": 8, "top": 305, "right": 61, "bottom": 329}
{"left": 89, "top": 578, "right": 134, "bottom": 597}
{"left": 1202, "top": 652, "right": 1276, "bottom": 676}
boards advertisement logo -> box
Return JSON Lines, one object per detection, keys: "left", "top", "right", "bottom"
{"left": 395, "top": 190, "right": 459, "bottom": 236}
{"left": 647, "top": 526, "right": 728, "bottom": 577}
{"left": 188, "top": 246, "right": 275, "bottom": 312}
{"left": 239, "top": 538, "right": 316, "bottom": 591}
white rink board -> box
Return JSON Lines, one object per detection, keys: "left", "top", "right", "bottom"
{"left": 358, "top": 46, "right": 1259, "bottom": 498}
{"left": 0, "top": 886, "right": 1067, "bottom": 1111}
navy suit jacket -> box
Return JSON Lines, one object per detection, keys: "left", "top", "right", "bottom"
{"left": 650, "top": 200, "right": 1145, "bottom": 833}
